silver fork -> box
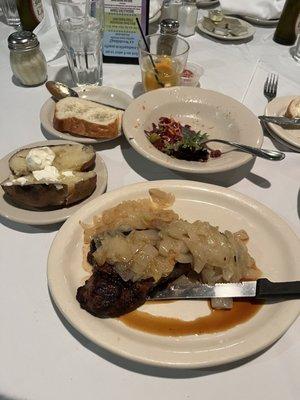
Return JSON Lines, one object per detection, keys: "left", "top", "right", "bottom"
{"left": 264, "top": 73, "right": 279, "bottom": 102}
{"left": 204, "top": 139, "right": 285, "bottom": 161}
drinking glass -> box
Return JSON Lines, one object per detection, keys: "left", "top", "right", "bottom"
{"left": 291, "top": 34, "right": 300, "bottom": 62}
{"left": 0, "top": 0, "right": 20, "bottom": 27}
{"left": 51, "top": 0, "right": 104, "bottom": 87}
{"left": 138, "top": 34, "right": 189, "bottom": 92}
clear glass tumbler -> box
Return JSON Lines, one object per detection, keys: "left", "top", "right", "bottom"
{"left": 51, "top": 0, "right": 104, "bottom": 87}
{"left": 291, "top": 34, "right": 300, "bottom": 62}
{"left": 0, "top": 0, "right": 20, "bottom": 27}
{"left": 138, "top": 34, "right": 189, "bottom": 92}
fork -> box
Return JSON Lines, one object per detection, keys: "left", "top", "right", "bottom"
{"left": 204, "top": 139, "right": 285, "bottom": 161}
{"left": 264, "top": 73, "right": 279, "bottom": 102}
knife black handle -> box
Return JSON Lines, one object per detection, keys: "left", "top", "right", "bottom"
{"left": 256, "top": 278, "right": 300, "bottom": 299}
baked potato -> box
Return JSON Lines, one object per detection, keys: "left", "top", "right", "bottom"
{"left": 1, "top": 144, "right": 97, "bottom": 209}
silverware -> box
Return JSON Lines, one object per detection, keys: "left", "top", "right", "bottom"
{"left": 45, "top": 81, "right": 126, "bottom": 111}
{"left": 258, "top": 115, "right": 300, "bottom": 127}
{"left": 263, "top": 73, "right": 279, "bottom": 102}
{"left": 150, "top": 278, "right": 300, "bottom": 300}
{"left": 204, "top": 139, "right": 285, "bottom": 161}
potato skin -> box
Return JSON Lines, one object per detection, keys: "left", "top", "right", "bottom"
{"left": 80, "top": 155, "right": 95, "bottom": 172}
{"left": 2, "top": 175, "right": 96, "bottom": 208}
{"left": 66, "top": 175, "right": 97, "bottom": 205}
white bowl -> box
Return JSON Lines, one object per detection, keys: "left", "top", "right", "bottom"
{"left": 122, "top": 86, "right": 263, "bottom": 174}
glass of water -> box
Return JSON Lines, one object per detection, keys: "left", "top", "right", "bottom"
{"left": 0, "top": 0, "right": 20, "bottom": 27}
{"left": 51, "top": 0, "right": 104, "bottom": 87}
{"left": 291, "top": 34, "right": 300, "bottom": 62}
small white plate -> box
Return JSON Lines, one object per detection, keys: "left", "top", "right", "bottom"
{"left": 198, "top": 16, "right": 255, "bottom": 41}
{"left": 48, "top": 180, "right": 300, "bottom": 368}
{"left": 242, "top": 15, "right": 279, "bottom": 27}
{"left": 122, "top": 86, "right": 263, "bottom": 174}
{"left": 0, "top": 140, "right": 108, "bottom": 225}
{"left": 265, "top": 96, "right": 300, "bottom": 151}
{"left": 197, "top": 0, "right": 219, "bottom": 7}
{"left": 40, "top": 86, "right": 133, "bottom": 144}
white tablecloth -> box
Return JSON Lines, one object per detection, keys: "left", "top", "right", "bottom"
{"left": 0, "top": 10, "right": 300, "bottom": 400}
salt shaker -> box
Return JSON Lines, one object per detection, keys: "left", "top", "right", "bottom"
{"left": 178, "top": 0, "right": 198, "bottom": 37}
{"left": 8, "top": 31, "right": 47, "bottom": 86}
{"left": 157, "top": 19, "right": 180, "bottom": 55}
{"left": 161, "top": 0, "right": 182, "bottom": 21}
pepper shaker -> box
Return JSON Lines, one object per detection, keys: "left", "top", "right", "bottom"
{"left": 157, "top": 19, "right": 179, "bottom": 55}
{"left": 8, "top": 31, "right": 47, "bottom": 86}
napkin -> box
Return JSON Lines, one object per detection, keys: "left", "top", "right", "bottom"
{"left": 34, "top": 0, "right": 62, "bottom": 62}
{"left": 150, "top": 0, "right": 163, "bottom": 19}
{"left": 242, "top": 60, "right": 299, "bottom": 115}
{"left": 219, "top": 0, "right": 284, "bottom": 20}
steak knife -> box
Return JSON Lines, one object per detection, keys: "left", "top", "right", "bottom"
{"left": 258, "top": 115, "right": 300, "bottom": 127}
{"left": 150, "top": 279, "right": 300, "bottom": 300}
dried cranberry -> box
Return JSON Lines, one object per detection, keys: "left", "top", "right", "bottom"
{"left": 182, "top": 69, "right": 194, "bottom": 78}
{"left": 210, "top": 149, "right": 222, "bottom": 158}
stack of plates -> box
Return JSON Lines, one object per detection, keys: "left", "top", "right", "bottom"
{"left": 265, "top": 96, "right": 300, "bottom": 152}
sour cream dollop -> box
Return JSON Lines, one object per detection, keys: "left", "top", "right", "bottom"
{"left": 26, "top": 147, "right": 55, "bottom": 171}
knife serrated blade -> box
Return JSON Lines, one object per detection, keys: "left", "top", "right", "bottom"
{"left": 259, "top": 115, "right": 300, "bottom": 127}
{"left": 150, "top": 281, "right": 257, "bottom": 300}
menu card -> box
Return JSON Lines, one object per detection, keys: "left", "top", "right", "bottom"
{"left": 103, "top": 0, "right": 149, "bottom": 64}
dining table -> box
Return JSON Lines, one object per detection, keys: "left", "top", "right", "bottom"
{"left": 0, "top": 5, "right": 300, "bottom": 400}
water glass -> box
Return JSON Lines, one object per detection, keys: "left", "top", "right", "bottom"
{"left": 138, "top": 34, "right": 189, "bottom": 92}
{"left": 0, "top": 0, "right": 20, "bottom": 27}
{"left": 292, "top": 34, "right": 300, "bottom": 62}
{"left": 51, "top": 0, "right": 104, "bottom": 87}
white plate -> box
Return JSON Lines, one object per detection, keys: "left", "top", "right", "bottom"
{"left": 122, "top": 86, "right": 263, "bottom": 174}
{"left": 40, "top": 86, "right": 133, "bottom": 144}
{"left": 197, "top": 0, "right": 219, "bottom": 7}
{"left": 265, "top": 96, "right": 300, "bottom": 150}
{"left": 48, "top": 180, "right": 300, "bottom": 368}
{"left": 242, "top": 15, "right": 279, "bottom": 27}
{"left": 198, "top": 16, "right": 255, "bottom": 41}
{"left": 264, "top": 122, "right": 300, "bottom": 153}
{"left": 0, "top": 140, "right": 108, "bottom": 225}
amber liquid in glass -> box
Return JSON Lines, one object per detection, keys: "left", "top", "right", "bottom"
{"left": 141, "top": 56, "right": 181, "bottom": 91}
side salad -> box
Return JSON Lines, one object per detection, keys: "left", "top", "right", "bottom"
{"left": 145, "top": 117, "right": 221, "bottom": 162}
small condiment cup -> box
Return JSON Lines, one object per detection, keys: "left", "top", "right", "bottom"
{"left": 180, "top": 63, "right": 204, "bottom": 87}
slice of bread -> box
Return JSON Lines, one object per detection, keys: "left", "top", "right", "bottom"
{"left": 53, "top": 97, "right": 123, "bottom": 139}
{"left": 9, "top": 144, "right": 95, "bottom": 177}
{"left": 285, "top": 97, "right": 300, "bottom": 118}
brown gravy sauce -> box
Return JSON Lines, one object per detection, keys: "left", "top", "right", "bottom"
{"left": 119, "top": 300, "right": 263, "bottom": 336}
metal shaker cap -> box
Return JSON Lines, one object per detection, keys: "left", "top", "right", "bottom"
{"left": 160, "top": 19, "right": 179, "bottom": 35}
{"left": 8, "top": 31, "right": 39, "bottom": 50}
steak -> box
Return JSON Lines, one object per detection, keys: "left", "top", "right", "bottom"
{"left": 76, "top": 261, "right": 193, "bottom": 318}
{"left": 76, "top": 265, "right": 154, "bottom": 318}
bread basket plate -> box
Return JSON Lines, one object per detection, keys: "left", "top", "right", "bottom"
{"left": 242, "top": 15, "right": 279, "bottom": 27}
{"left": 197, "top": 16, "right": 255, "bottom": 41}
{"left": 0, "top": 140, "right": 107, "bottom": 225}
{"left": 196, "top": 0, "right": 219, "bottom": 8}
{"left": 40, "top": 86, "right": 132, "bottom": 144}
{"left": 48, "top": 180, "right": 300, "bottom": 368}
{"left": 122, "top": 86, "right": 263, "bottom": 174}
{"left": 265, "top": 96, "right": 300, "bottom": 150}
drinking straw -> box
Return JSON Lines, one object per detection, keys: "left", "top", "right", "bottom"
{"left": 135, "top": 17, "right": 164, "bottom": 87}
